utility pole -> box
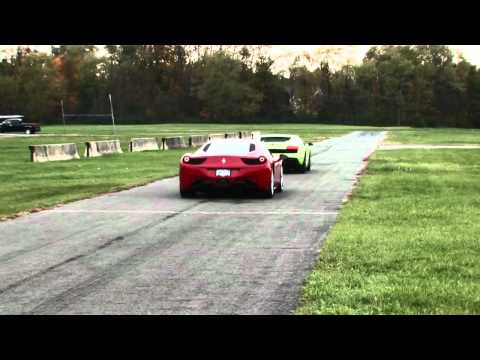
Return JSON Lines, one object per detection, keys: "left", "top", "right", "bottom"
{"left": 109, "top": 93, "right": 116, "bottom": 135}
{"left": 60, "top": 99, "right": 66, "bottom": 133}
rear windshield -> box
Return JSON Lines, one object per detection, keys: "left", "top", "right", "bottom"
{"left": 261, "top": 137, "right": 291, "bottom": 142}
{"left": 203, "top": 141, "right": 256, "bottom": 155}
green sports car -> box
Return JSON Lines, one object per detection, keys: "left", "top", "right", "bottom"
{"left": 260, "top": 134, "right": 313, "bottom": 172}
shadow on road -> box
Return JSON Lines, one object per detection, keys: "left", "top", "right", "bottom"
{"left": 161, "top": 186, "right": 299, "bottom": 202}
{"left": 195, "top": 188, "right": 297, "bottom": 201}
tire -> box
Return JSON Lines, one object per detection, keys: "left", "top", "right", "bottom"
{"left": 276, "top": 166, "right": 284, "bottom": 193}
{"left": 306, "top": 153, "right": 311, "bottom": 171}
{"left": 262, "top": 171, "right": 275, "bottom": 198}
{"left": 180, "top": 189, "right": 195, "bottom": 198}
{"left": 299, "top": 153, "right": 307, "bottom": 173}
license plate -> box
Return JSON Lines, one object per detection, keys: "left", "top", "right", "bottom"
{"left": 216, "top": 169, "right": 231, "bottom": 177}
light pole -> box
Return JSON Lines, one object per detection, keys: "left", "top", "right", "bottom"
{"left": 60, "top": 99, "right": 66, "bottom": 133}
{"left": 109, "top": 93, "right": 116, "bottom": 135}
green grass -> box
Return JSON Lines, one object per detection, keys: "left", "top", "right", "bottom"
{"left": 386, "top": 128, "right": 480, "bottom": 145}
{"left": 297, "top": 149, "right": 480, "bottom": 314}
{"left": 43, "top": 123, "right": 480, "bottom": 145}
{"left": 41, "top": 123, "right": 386, "bottom": 143}
{"left": 0, "top": 134, "right": 188, "bottom": 218}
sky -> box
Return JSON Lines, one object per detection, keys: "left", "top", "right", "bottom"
{"left": 1, "top": 45, "right": 479, "bottom": 74}
{"left": 266, "top": 45, "right": 480, "bottom": 72}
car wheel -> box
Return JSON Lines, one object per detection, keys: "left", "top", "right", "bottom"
{"left": 263, "top": 171, "right": 275, "bottom": 198}
{"left": 276, "top": 166, "right": 284, "bottom": 193}
{"left": 306, "top": 153, "right": 311, "bottom": 171}
{"left": 299, "top": 153, "right": 307, "bottom": 173}
{"left": 180, "top": 189, "right": 195, "bottom": 198}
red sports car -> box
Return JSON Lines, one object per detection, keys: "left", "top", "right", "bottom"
{"left": 179, "top": 139, "right": 284, "bottom": 198}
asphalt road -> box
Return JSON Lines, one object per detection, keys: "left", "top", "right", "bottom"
{"left": 0, "top": 131, "right": 385, "bottom": 314}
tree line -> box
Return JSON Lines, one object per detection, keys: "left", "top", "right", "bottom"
{"left": 1, "top": 45, "right": 479, "bottom": 128}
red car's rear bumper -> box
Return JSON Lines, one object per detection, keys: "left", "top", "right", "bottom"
{"left": 180, "top": 164, "right": 272, "bottom": 192}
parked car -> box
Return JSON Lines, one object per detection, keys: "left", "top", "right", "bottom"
{"left": 260, "top": 134, "right": 312, "bottom": 172}
{"left": 0, "top": 116, "right": 41, "bottom": 134}
{"left": 179, "top": 139, "right": 284, "bottom": 198}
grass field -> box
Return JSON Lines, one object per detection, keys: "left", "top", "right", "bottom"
{"left": 42, "top": 124, "right": 480, "bottom": 144}
{"left": 0, "top": 133, "right": 188, "bottom": 219}
{"left": 41, "top": 123, "right": 383, "bottom": 142}
{"left": 386, "top": 128, "right": 480, "bottom": 144}
{"left": 297, "top": 149, "right": 480, "bottom": 314}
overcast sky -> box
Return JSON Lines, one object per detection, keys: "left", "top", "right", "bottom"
{"left": 1, "top": 45, "right": 479, "bottom": 73}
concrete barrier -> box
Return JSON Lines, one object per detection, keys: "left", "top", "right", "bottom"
{"left": 85, "top": 140, "right": 123, "bottom": 158}
{"left": 225, "top": 132, "right": 238, "bottom": 139}
{"left": 208, "top": 133, "right": 226, "bottom": 140}
{"left": 129, "top": 138, "right": 159, "bottom": 152}
{"left": 251, "top": 131, "right": 261, "bottom": 140}
{"left": 189, "top": 135, "right": 209, "bottom": 147}
{"left": 29, "top": 143, "right": 80, "bottom": 163}
{"left": 238, "top": 131, "right": 250, "bottom": 139}
{"left": 162, "top": 136, "right": 189, "bottom": 150}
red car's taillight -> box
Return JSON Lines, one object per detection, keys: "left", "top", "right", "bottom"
{"left": 183, "top": 156, "right": 206, "bottom": 164}
{"left": 241, "top": 156, "right": 267, "bottom": 165}
{"left": 286, "top": 146, "right": 299, "bottom": 152}
{"left": 189, "top": 157, "right": 206, "bottom": 164}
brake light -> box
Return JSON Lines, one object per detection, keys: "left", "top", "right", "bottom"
{"left": 189, "top": 157, "right": 206, "bottom": 164}
{"left": 286, "top": 146, "right": 298, "bottom": 152}
{"left": 183, "top": 156, "right": 206, "bottom": 164}
{"left": 241, "top": 157, "right": 267, "bottom": 165}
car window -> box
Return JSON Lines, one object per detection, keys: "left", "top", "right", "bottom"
{"left": 260, "top": 136, "right": 291, "bottom": 142}
{"left": 203, "top": 141, "right": 256, "bottom": 155}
